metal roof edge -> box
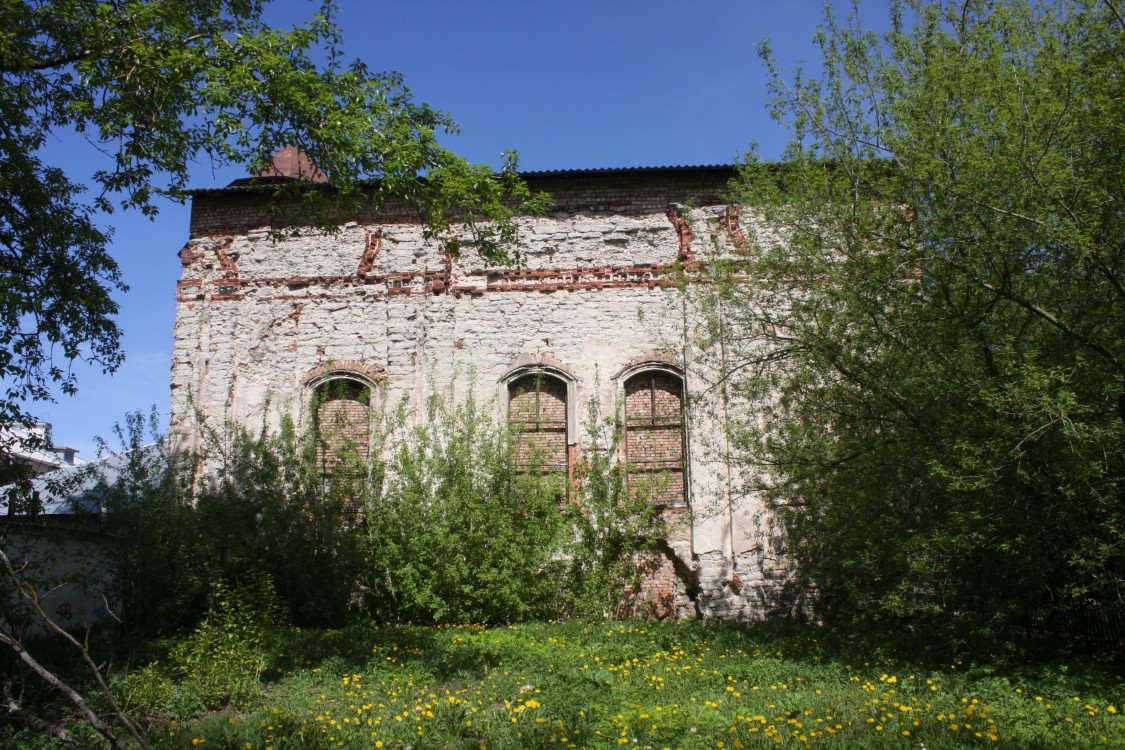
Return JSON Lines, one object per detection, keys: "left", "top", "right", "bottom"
{"left": 186, "top": 164, "right": 741, "bottom": 196}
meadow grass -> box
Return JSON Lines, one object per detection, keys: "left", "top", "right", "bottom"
{"left": 116, "top": 619, "right": 1125, "bottom": 750}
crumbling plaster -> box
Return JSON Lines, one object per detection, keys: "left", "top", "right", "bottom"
{"left": 171, "top": 169, "right": 797, "bottom": 621}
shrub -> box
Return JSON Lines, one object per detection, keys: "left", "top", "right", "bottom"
{"left": 96, "top": 388, "right": 672, "bottom": 634}
{"left": 97, "top": 409, "right": 369, "bottom": 630}
{"left": 364, "top": 389, "right": 568, "bottom": 624}
{"left": 167, "top": 576, "right": 284, "bottom": 711}
{"left": 113, "top": 663, "right": 176, "bottom": 717}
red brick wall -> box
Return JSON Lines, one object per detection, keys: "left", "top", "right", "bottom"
{"left": 620, "top": 551, "right": 681, "bottom": 620}
{"left": 509, "top": 375, "right": 568, "bottom": 470}
{"left": 624, "top": 372, "right": 685, "bottom": 506}
{"left": 315, "top": 390, "right": 370, "bottom": 474}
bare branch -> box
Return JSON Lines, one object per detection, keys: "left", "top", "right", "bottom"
{"left": 0, "top": 547, "right": 150, "bottom": 750}
{"left": 2, "top": 681, "right": 79, "bottom": 749}
{"left": 0, "top": 625, "right": 124, "bottom": 748}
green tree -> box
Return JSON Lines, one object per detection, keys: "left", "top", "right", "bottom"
{"left": 716, "top": 0, "right": 1124, "bottom": 649}
{"left": 0, "top": 2, "right": 545, "bottom": 743}
{"left": 0, "top": 0, "right": 544, "bottom": 446}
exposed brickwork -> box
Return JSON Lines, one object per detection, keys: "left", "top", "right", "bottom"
{"left": 178, "top": 243, "right": 204, "bottom": 267}
{"left": 315, "top": 387, "right": 370, "bottom": 473}
{"left": 666, "top": 206, "right": 696, "bottom": 261}
{"left": 720, "top": 205, "right": 750, "bottom": 253}
{"left": 357, "top": 228, "right": 382, "bottom": 278}
{"left": 509, "top": 375, "right": 568, "bottom": 471}
{"left": 620, "top": 551, "right": 684, "bottom": 620}
{"left": 624, "top": 372, "right": 685, "bottom": 506}
{"left": 207, "top": 236, "right": 239, "bottom": 279}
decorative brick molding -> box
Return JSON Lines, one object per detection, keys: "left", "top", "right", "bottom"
{"left": 500, "top": 353, "right": 577, "bottom": 382}
{"left": 613, "top": 350, "right": 682, "bottom": 381}
{"left": 499, "top": 354, "right": 579, "bottom": 444}
{"left": 302, "top": 360, "right": 386, "bottom": 388}
{"left": 176, "top": 262, "right": 688, "bottom": 303}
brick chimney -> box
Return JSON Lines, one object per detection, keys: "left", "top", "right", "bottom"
{"left": 255, "top": 146, "right": 328, "bottom": 183}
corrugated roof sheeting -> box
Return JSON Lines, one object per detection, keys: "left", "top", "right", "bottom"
{"left": 1, "top": 445, "right": 161, "bottom": 517}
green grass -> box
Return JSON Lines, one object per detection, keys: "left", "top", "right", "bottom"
{"left": 12, "top": 620, "right": 1125, "bottom": 749}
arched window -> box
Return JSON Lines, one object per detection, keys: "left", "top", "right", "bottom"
{"left": 507, "top": 372, "right": 569, "bottom": 473}
{"left": 311, "top": 376, "right": 372, "bottom": 476}
{"left": 622, "top": 369, "right": 686, "bottom": 506}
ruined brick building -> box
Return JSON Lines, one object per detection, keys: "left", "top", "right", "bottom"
{"left": 171, "top": 150, "right": 796, "bottom": 621}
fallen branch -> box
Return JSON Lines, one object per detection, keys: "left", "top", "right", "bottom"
{"left": 0, "top": 546, "right": 150, "bottom": 749}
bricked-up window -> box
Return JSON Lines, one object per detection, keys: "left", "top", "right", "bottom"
{"left": 623, "top": 371, "right": 685, "bottom": 505}
{"left": 314, "top": 377, "right": 371, "bottom": 476}
{"left": 508, "top": 373, "right": 568, "bottom": 472}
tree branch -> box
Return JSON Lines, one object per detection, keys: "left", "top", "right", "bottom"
{"left": 0, "top": 626, "right": 124, "bottom": 748}
{"left": 2, "top": 681, "right": 78, "bottom": 749}
{"left": 0, "top": 547, "right": 149, "bottom": 750}
{"left": 0, "top": 48, "right": 96, "bottom": 75}
{"left": 976, "top": 279, "right": 1125, "bottom": 377}
{"left": 1103, "top": 0, "right": 1125, "bottom": 30}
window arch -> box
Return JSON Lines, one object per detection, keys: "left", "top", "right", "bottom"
{"left": 621, "top": 366, "right": 686, "bottom": 506}
{"left": 308, "top": 374, "right": 375, "bottom": 476}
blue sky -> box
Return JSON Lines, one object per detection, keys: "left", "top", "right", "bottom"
{"left": 35, "top": 0, "right": 888, "bottom": 457}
